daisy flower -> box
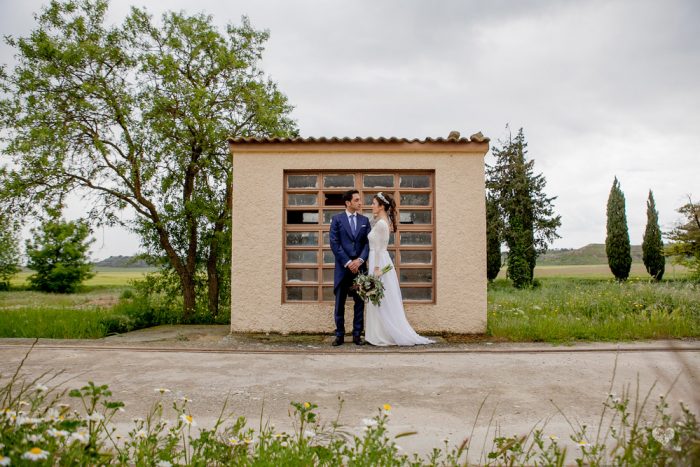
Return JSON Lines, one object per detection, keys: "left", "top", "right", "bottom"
{"left": 155, "top": 461, "right": 172, "bottom": 467}
{"left": 68, "top": 429, "right": 90, "bottom": 445}
{"left": 180, "top": 414, "right": 196, "bottom": 426}
{"left": 362, "top": 418, "right": 378, "bottom": 428}
{"left": 577, "top": 441, "right": 591, "bottom": 448}
{"left": 47, "top": 428, "right": 69, "bottom": 439}
{"left": 228, "top": 437, "right": 239, "bottom": 446}
{"left": 26, "top": 434, "right": 44, "bottom": 443}
{"left": 22, "top": 447, "right": 49, "bottom": 461}
{"left": 34, "top": 384, "right": 48, "bottom": 393}
{"left": 0, "top": 455, "right": 9, "bottom": 466}
{"left": 154, "top": 388, "right": 171, "bottom": 394}
{"left": 85, "top": 412, "right": 104, "bottom": 422}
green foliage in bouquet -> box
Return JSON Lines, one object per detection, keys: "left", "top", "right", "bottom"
{"left": 352, "top": 265, "right": 393, "bottom": 306}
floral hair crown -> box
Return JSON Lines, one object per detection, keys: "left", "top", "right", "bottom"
{"left": 376, "top": 192, "right": 389, "bottom": 205}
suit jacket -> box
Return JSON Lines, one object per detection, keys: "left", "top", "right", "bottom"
{"left": 329, "top": 212, "right": 371, "bottom": 291}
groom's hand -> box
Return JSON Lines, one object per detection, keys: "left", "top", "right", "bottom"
{"left": 348, "top": 259, "right": 361, "bottom": 274}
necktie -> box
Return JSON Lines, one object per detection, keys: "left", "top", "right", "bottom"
{"left": 350, "top": 214, "right": 356, "bottom": 235}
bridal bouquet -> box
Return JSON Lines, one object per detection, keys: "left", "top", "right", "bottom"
{"left": 352, "top": 264, "right": 393, "bottom": 306}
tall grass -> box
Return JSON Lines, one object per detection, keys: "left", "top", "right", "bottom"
{"left": 0, "top": 307, "right": 112, "bottom": 338}
{"left": 487, "top": 278, "right": 700, "bottom": 342}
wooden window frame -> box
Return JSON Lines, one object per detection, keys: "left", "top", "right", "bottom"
{"left": 283, "top": 170, "right": 436, "bottom": 304}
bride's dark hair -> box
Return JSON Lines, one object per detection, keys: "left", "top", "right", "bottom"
{"left": 374, "top": 193, "right": 397, "bottom": 232}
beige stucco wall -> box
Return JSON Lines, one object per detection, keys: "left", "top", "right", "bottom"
{"left": 230, "top": 146, "right": 487, "bottom": 334}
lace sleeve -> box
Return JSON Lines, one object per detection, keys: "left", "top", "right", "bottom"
{"left": 374, "top": 219, "right": 390, "bottom": 267}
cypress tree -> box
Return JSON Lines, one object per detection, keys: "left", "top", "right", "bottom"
{"left": 642, "top": 190, "right": 665, "bottom": 280}
{"left": 486, "top": 195, "right": 502, "bottom": 281}
{"left": 605, "top": 177, "right": 632, "bottom": 281}
{"left": 507, "top": 216, "right": 532, "bottom": 288}
{"left": 486, "top": 127, "right": 561, "bottom": 288}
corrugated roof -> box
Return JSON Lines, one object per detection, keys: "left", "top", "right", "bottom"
{"left": 228, "top": 132, "right": 489, "bottom": 144}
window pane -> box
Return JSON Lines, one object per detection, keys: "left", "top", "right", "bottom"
{"left": 400, "top": 175, "right": 430, "bottom": 188}
{"left": 399, "top": 268, "right": 433, "bottom": 283}
{"left": 323, "top": 192, "right": 346, "bottom": 206}
{"left": 288, "top": 175, "right": 317, "bottom": 189}
{"left": 288, "top": 194, "right": 318, "bottom": 206}
{"left": 322, "top": 269, "right": 334, "bottom": 283}
{"left": 322, "top": 287, "right": 335, "bottom": 301}
{"left": 399, "top": 210, "right": 431, "bottom": 224}
{"left": 323, "top": 250, "right": 335, "bottom": 264}
{"left": 400, "top": 250, "right": 432, "bottom": 264}
{"left": 286, "top": 232, "right": 319, "bottom": 246}
{"left": 363, "top": 193, "right": 376, "bottom": 205}
{"left": 323, "top": 231, "right": 330, "bottom": 246}
{"left": 324, "top": 174, "right": 355, "bottom": 188}
{"left": 400, "top": 232, "right": 432, "bottom": 245}
{"left": 389, "top": 232, "right": 395, "bottom": 246}
{"left": 286, "top": 287, "right": 318, "bottom": 301}
{"left": 363, "top": 174, "right": 394, "bottom": 188}
{"left": 287, "top": 210, "right": 319, "bottom": 224}
{"left": 401, "top": 287, "right": 432, "bottom": 301}
{"left": 286, "top": 269, "right": 318, "bottom": 282}
{"left": 400, "top": 193, "right": 430, "bottom": 206}
{"left": 323, "top": 209, "right": 344, "bottom": 224}
{"left": 287, "top": 250, "right": 318, "bottom": 264}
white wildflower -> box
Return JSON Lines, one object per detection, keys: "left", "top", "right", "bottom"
{"left": 26, "top": 434, "right": 44, "bottom": 443}
{"left": 46, "top": 428, "right": 69, "bottom": 438}
{"left": 22, "top": 447, "right": 49, "bottom": 461}
{"left": 155, "top": 461, "right": 172, "bottom": 467}
{"left": 362, "top": 418, "right": 377, "bottom": 427}
{"left": 85, "top": 412, "right": 104, "bottom": 422}
{"left": 179, "top": 414, "right": 196, "bottom": 426}
{"left": 154, "top": 388, "right": 171, "bottom": 394}
{"left": 34, "top": 384, "right": 48, "bottom": 393}
{"left": 68, "top": 428, "right": 90, "bottom": 445}
{"left": 0, "top": 454, "right": 10, "bottom": 466}
{"left": 652, "top": 427, "right": 674, "bottom": 446}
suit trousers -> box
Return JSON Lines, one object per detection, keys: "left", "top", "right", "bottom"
{"left": 333, "top": 269, "right": 364, "bottom": 338}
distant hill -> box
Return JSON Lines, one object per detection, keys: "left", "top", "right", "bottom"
{"left": 94, "top": 255, "right": 150, "bottom": 268}
{"left": 536, "top": 244, "right": 643, "bottom": 266}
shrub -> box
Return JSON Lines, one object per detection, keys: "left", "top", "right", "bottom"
{"left": 25, "top": 218, "right": 94, "bottom": 293}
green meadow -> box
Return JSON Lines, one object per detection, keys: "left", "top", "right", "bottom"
{"left": 0, "top": 265, "right": 698, "bottom": 342}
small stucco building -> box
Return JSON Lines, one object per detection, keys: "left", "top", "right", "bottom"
{"left": 228, "top": 132, "right": 490, "bottom": 335}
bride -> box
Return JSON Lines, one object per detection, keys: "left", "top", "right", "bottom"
{"left": 365, "top": 192, "right": 434, "bottom": 346}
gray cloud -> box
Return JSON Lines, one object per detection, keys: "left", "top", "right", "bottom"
{"left": 2, "top": 0, "right": 698, "bottom": 258}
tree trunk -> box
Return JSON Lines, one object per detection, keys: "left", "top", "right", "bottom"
{"left": 181, "top": 272, "right": 196, "bottom": 322}
{"left": 207, "top": 242, "right": 219, "bottom": 318}
{"left": 207, "top": 175, "right": 232, "bottom": 319}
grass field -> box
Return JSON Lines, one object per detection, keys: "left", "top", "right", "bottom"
{"left": 499, "top": 262, "right": 689, "bottom": 279}
{"left": 10, "top": 266, "right": 154, "bottom": 288}
{"left": 1, "top": 267, "right": 698, "bottom": 341}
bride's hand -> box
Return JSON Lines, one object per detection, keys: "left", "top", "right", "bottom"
{"left": 374, "top": 267, "right": 381, "bottom": 276}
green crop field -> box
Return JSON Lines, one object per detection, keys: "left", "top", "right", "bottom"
{"left": 10, "top": 266, "right": 155, "bottom": 288}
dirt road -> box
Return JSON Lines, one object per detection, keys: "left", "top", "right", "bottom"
{"left": 1, "top": 328, "right": 698, "bottom": 459}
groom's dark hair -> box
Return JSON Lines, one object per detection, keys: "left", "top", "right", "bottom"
{"left": 343, "top": 189, "right": 359, "bottom": 206}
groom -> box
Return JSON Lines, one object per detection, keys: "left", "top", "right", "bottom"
{"left": 329, "top": 189, "right": 371, "bottom": 346}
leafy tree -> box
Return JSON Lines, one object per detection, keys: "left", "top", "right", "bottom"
{"left": 0, "top": 215, "right": 21, "bottom": 290}
{"left": 486, "top": 195, "right": 503, "bottom": 281}
{"left": 0, "top": 1, "right": 297, "bottom": 319}
{"left": 666, "top": 196, "right": 700, "bottom": 281}
{"left": 486, "top": 127, "right": 561, "bottom": 288}
{"left": 25, "top": 217, "right": 94, "bottom": 293}
{"left": 642, "top": 190, "right": 665, "bottom": 280}
{"left": 605, "top": 177, "right": 632, "bottom": 281}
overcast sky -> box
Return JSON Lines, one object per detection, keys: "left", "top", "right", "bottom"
{"left": 1, "top": 0, "right": 699, "bottom": 260}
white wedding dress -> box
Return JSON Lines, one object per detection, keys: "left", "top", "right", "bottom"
{"left": 365, "top": 218, "right": 434, "bottom": 346}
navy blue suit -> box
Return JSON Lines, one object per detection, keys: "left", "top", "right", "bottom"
{"left": 329, "top": 212, "right": 371, "bottom": 338}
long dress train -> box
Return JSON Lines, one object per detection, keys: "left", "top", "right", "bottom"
{"left": 365, "top": 218, "right": 434, "bottom": 346}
